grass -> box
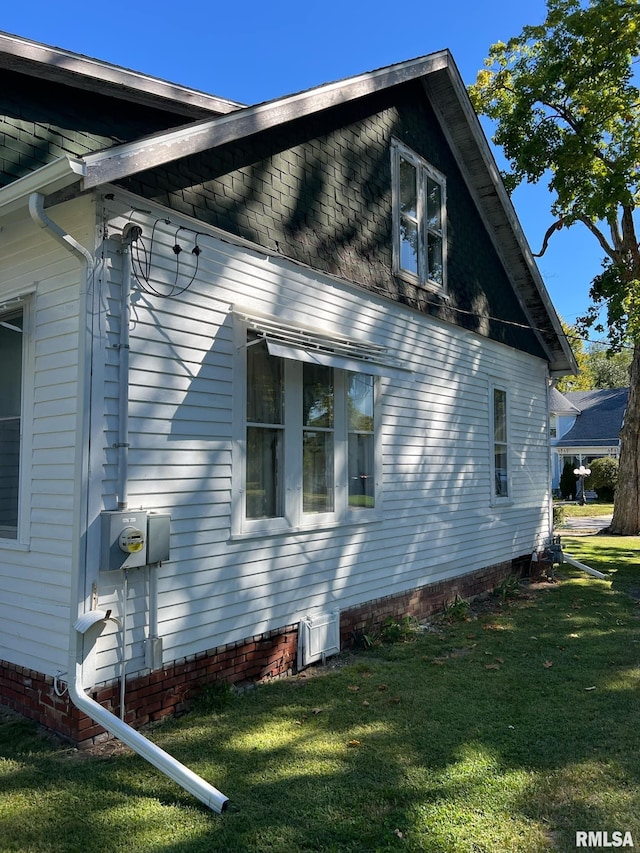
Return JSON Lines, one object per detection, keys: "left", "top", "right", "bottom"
{"left": 2, "top": 534, "right": 640, "bottom": 852}
{"left": 561, "top": 502, "right": 614, "bottom": 518}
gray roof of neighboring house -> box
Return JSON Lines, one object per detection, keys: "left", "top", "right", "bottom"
{"left": 553, "top": 387, "right": 629, "bottom": 448}
{"left": 549, "top": 386, "right": 581, "bottom": 416}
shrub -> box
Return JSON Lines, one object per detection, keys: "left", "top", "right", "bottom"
{"left": 553, "top": 503, "right": 566, "bottom": 528}
{"left": 559, "top": 460, "right": 577, "bottom": 500}
{"left": 586, "top": 456, "right": 618, "bottom": 501}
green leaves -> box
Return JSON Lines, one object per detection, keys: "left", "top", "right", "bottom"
{"left": 470, "top": 0, "right": 640, "bottom": 208}
{"left": 470, "top": 0, "right": 640, "bottom": 346}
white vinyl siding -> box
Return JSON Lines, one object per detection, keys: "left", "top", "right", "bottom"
{"left": 0, "top": 190, "right": 551, "bottom": 689}
{"left": 86, "top": 193, "right": 550, "bottom": 685}
{"left": 0, "top": 197, "right": 93, "bottom": 675}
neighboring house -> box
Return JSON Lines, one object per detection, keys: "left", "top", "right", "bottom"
{"left": 0, "top": 32, "right": 576, "bottom": 746}
{"left": 550, "top": 386, "right": 629, "bottom": 495}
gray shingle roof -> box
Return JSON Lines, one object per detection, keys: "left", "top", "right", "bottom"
{"left": 556, "top": 388, "right": 628, "bottom": 447}
{"left": 549, "top": 386, "right": 581, "bottom": 415}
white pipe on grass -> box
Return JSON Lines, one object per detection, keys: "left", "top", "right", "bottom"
{"left": 562, "top": 553, "right": 607, "bottom": 580}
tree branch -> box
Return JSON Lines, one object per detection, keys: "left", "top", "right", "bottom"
{"left": 532, "top": 218, "right": 564, "bottom": 257}
{"left": 578, "top": 215, "right": 618, "bottom": 261}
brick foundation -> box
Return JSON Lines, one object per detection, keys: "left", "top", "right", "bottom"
{"left": 340, "top": 558, "right": 526, "bottom": 645}
{"left": 1, "top": 557, "right": 527, "bottom": 745}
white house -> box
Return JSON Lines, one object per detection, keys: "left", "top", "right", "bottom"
{"left": 0, "top": 32, "right": 575, "bottom": 753}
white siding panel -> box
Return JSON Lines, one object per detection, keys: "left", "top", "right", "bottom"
{"left": 0, "top": 197, "right": 94, "bottom": 675}
{"left": 83, "top": 199, "right": 553, "bottom": 684}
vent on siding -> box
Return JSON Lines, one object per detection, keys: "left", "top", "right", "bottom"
{"left": 298, "top": 611, "right": 340, "bottom": 667}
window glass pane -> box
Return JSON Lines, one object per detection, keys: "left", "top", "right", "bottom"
{"left": 348, "top": 373, "right": 374, "bottom": 510}
{"left": 246, "top": 426, "right": 283, "bottom": 518}
{"left": 427, "top": 236, "right": 443, "bottom": 285}
{"left": 494, "top": 448, "right": 509, "bottom": 497}
{"left": 399, "top": 157, "right": 417, "bottom": 217}
{"left": 494, "top": 389, "right": 507, "bottom": 443}
{"left": 303, "top": 431, "right": 334, "bottom": 513}
{"left": 426, "top": 178, "right": 442, "bottom": 231}
{"left": 400, "top": 217, "right": 419, "bottom": 275}
{"left": 348, "top": 374, "right": 374, "bottom": 431}
{"left": 0, "top": 312, "right": 22, "bottom": 538}
{"left": 348, "top": 433, "right": 374, "bottom": 509}
{"left": 303, "top": 364, "right": 333, "bottom": 427}
{"left": 247, "top": 337, "right": 283, "bottom": 424}
{"left": 0, "top": 313, "right": 22, "bottom": 419}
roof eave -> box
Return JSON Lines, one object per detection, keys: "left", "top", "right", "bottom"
{"left": 80, "top": 51, "right": 452, "bottom": 189}
{"left": 0, "top": 30, "right": 242, "bottom": 119}
{"left": 0, "top": 158, "right": 85, "bottom": 219}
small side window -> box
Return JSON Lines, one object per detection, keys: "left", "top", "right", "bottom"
{"left": 491, "top": 386, "right": 509, "bottom": 501}
{"left": 0, "top": 309, "right": 23, "bottom": 539}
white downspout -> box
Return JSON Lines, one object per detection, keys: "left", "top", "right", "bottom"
{"left": 116, "top": 223, "right": 140, "bottom": 510}
{"left": 28, "top": 192, "right": 229, "bottom": 814}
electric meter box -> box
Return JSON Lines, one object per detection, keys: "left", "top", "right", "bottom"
{"left": 100, "top": 510, "right": 148, "bottom": 571}
{"left": 147, "top": 512, "right": 171, "bottom": 564}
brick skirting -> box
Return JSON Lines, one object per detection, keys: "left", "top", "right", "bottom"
{"left": 0, "top": 556, "right": 527, "bottom": 745}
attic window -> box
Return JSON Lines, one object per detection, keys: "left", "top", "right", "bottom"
{"left": 391, "top": 139, "right": 446, "bottom": 292}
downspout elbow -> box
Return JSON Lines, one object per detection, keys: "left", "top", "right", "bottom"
{"left": 28, "top": 192, "right": 93, "bottom": 266}
{"left": 70, "top": 621, "right": 228, "bottom": 812}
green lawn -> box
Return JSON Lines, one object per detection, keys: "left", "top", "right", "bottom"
{"left": 2, "top": 535, "right": 640, "bottom": 852}
{"left": 560, "top": 502, "right": 614, "bottom": 518}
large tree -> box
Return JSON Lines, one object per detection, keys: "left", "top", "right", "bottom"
{"left": 470, "top": 0, "right": 640, "bottom": 534}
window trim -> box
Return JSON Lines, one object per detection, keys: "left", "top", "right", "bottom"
{"left": 391, "top": 138, "right": 447, "bottom": 293}
{"left": 489, "top": 381, "right": 511, "bottom": 505}
{"left": 232, "top": 318, "right": 382, "bottom": 537}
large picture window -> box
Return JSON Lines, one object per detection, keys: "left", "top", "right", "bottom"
{"left": 240, "top": 329, "right": 378, "bottom": 531}
{"left": 392, "top": 139, "right": 446, "bottom": 291}
{"left": 0, "top": 309, "right": 23, "bottom": 539}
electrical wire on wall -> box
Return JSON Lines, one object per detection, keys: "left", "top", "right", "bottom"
{"left": 120, "top": 209, "right": 620, "bottom": 352}
{"left": 128, "top": 215, "right": 203, "bottom": 298}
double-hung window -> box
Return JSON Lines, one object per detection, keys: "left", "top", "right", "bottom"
{"left": 0, "top": 309, "right": 24, "bottom": 539}
{"left": 491, "top": 384, "right": 510, "bottom": 501}
{"left": 391, "top": 139, "right": 446, "bottom": 291}
{"left": 237, "top": 321, "right": 380, "bottom": 534}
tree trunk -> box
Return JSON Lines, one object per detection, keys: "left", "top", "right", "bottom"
{"left": 609, "top": 342, "right": 640, "bottom": 535}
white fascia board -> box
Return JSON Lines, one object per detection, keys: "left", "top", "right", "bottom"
{"left": 0, "top": 158, "right": 85, "bottom": 218}
{"left": 82, "top": 51, "right": 451, "bottom": 189}
{"left": 0, "top": 31, "right": 242, "bottom": 118}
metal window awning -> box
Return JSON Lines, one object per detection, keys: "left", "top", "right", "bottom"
{"left": 236, "top": 309, "right": 412, "bottom": 378}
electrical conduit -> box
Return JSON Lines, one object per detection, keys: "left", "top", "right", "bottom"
{"left": 28, "top": 193, "right": 229, "bottom": 813}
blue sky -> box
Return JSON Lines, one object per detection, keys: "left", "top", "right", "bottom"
{"left": 2, "top": 0, "right": 609, "bottom": 330}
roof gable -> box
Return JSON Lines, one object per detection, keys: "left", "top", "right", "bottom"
{"left": 0, "top": 40, "right": 576, "bottom": 375}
